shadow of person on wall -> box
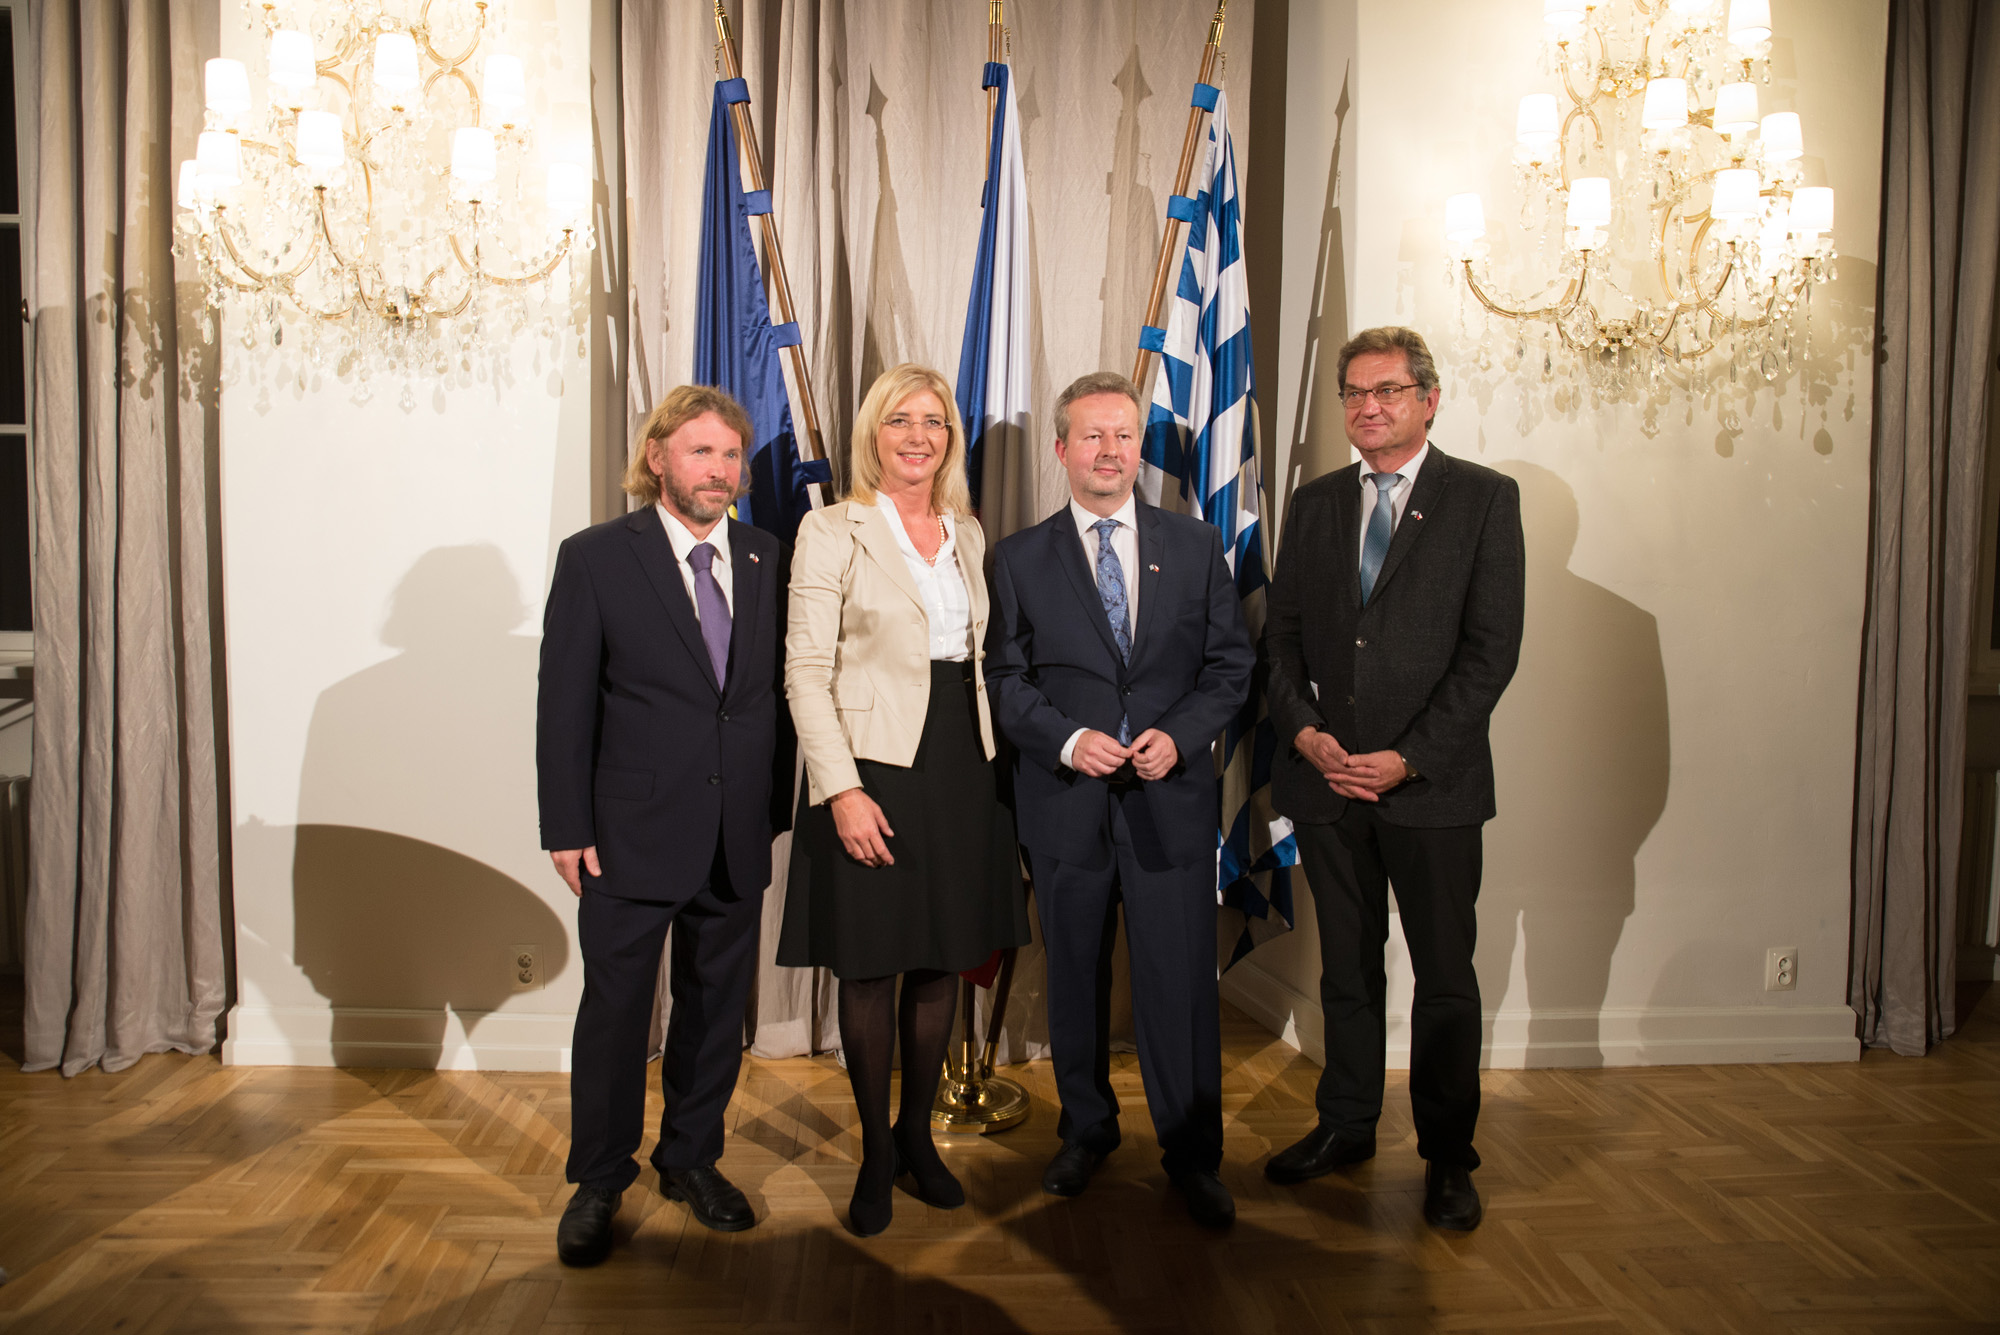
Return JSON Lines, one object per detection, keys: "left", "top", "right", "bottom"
{"left": 293, "top": 544, "right": 568, "bottom": 1067}
{"left": 1478, "top": 463, "right": 1670, "bottom": 1066}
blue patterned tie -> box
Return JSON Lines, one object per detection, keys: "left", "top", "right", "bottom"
{"left": 1091, "top": 518, "right": 1133, "bottom": 745}
{"left": 1359, "top": 472, "right": 1399, "bottom": 605}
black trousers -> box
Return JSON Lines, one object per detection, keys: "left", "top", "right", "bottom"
{"left": 566, "top": 851, "right": 762, "bottom": 1191}
{"left": 1030, "top": 786, "right": 1222, "bottom": 1174}
{"left": 1295, "top": 808, "right": 1484, "bottom": 1169}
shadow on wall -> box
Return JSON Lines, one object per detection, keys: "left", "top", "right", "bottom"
{"left": 1478, "top": 462, "right": 1670, "bottom": 1066}
{"left": 292, "top": 544, "right": 569, "bottom": 1065}
{"left": 1280, "top": 63, "right": 1353, "bottom": 521}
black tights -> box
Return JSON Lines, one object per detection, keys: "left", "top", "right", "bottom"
{"left": 838, "top": 969, "right": 957, "bottom": 1194}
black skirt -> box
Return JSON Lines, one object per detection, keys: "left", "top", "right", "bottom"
{"left": 778, "top": 660, "right": 1031, "bottom": 979}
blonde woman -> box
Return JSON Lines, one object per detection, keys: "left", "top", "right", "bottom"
{"left": 779, "top": 364, "right": 1030, "bottom": 1236}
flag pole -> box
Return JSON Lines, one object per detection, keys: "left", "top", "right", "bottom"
{"left": 713, "top": 2, "right": 826, "bottom": 466}
{"left": 1130, "top": 2, "right": 1228, "bottom": 391}
{"left": 933, "top": 0, "right": 1032, "bottom": 1137}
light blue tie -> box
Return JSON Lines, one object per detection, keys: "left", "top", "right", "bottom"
{"left": 1091, "top": 518, "right": 1133, "bottom": 745}
{"left": 1359, "top": 472, "right": 1399, "bottom": 605}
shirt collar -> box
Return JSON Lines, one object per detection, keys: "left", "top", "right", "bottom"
{"left": 1068, "top": 492, "right": 1139, "bottom": 539}
{"left": 657, "top": 504, "right": 730, "bottom": 567}
{"left": 874, "top": 491, "right": 956, "bottom": 558}
{"left": 1367, "top": 441, "right": 1430, "bottom": 489}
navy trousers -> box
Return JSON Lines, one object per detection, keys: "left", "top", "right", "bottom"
{"left": 566, "top": 851, "right": 762, "bottom": 1190}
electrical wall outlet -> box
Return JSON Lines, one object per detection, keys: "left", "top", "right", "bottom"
{"left": 512, "top": 943, "right": 539, "bottom": 991}
{"left": 1765, "top": 947, "right": 1798, "bottom": 992}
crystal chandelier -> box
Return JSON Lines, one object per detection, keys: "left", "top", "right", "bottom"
{"left": 1442, "top": 0, "right": 1836, "bottom": 396}
{"left": 176, "top": 1, "right": 592, "bottom": 396}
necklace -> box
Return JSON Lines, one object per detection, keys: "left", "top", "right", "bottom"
{"left": 926, "top": 514, "right": 948, "bottom": 566}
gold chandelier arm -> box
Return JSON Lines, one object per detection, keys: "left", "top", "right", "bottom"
{"left": 277, "top": 282, "right": 355, "bottom": 323}
{"left": 196, "top": 232, "right": 266, "bottom": 294}
{"left": 418, "top": 0, "right": 490, "bottom": 70}
{"left": 1460, "top": 259, "right": 1582, "bottom": 323}
{"left": 312, "top": 187, "right": 367, "bottom": 275}
{"left": 424, "top": 64, "right": 479, "bottom": 113}
{"left": 448, "top": 228, "right": 575, "bottom": 288}
{"left": 213, "top": 209, "right": 324, "bottom": 288}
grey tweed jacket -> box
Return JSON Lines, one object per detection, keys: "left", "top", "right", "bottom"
{"left": 1261, "top": 444, "right": 1525, "bottom": 828}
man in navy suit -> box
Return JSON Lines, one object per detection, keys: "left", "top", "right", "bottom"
{"left": 537, "top": 385, "right": 790, "bottom": 1265}
{"left": 1260, "top": 327, "right": 1524, "bottom": 1231}
{"left": 986, "top": 372, "right": 1253, "bottom": 1229}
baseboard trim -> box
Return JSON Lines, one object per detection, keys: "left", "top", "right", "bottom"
{"left": 223, "top": 1004, "right": 573, "bottom": 1071}
{"left": 1220, "top": 959, "right": 1862, "bottom": 1068}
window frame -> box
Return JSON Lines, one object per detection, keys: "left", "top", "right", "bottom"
{"left": 0, "top": 0, "right": 34, "bottom": 655}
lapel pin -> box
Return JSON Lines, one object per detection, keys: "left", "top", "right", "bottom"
{"left": 1410, "top": 510, "right": 1424, "bottom": 522}
{"left": 748, "top": 552, "right": 760, "bottom": 563}
{"left": 1148, "top": 563, "right": 1160, "bottom": 573}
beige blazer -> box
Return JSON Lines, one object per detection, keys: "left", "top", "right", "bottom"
{"left": 785, "top": 499, "right": 996, "bottom": 806}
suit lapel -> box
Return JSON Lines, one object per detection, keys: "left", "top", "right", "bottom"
{"left": 627, "top": 508, "right": 721, "bottom": 695}
{"left": 849, "top": 501, "right": 928, "bottom": 613}
{"left": 1130, "top": 502, "right": 1166, "bottom": 663}
{"left": 1049, "top": 509, "right": 1125, "bottom": 665}
{"left": 1369, "top": 447, "right": 1452, "bottom": 603}
{"left": 724, "top": 519, "right": 761, "bottom": 695}
{"left": 1332, "top": 465, "right": 1364, "bottom": 611}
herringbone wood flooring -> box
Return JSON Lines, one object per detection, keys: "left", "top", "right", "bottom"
{"left": 1, "top": 988, "right": 1997, "bottom": 1334}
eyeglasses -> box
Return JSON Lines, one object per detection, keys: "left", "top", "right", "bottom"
{"left": 1339, "top": 383, "right": 1422, "bottom": 408}
{"left": 883, "top": 415, "right": 949, "bottom": 434}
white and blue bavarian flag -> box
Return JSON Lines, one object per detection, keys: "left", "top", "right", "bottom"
{"left": 1136, "top": 85, "right": 1297, "bottom": 966}
{"left": 955, "top": 58, "right": 1032, "bottom": 534}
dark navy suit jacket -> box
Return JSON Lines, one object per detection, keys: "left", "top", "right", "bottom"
{"left": 985, "top": 500, "right": 1253, "bottom": 871}
{"left": 536, "top": 508, "right": 791, "bottom": 903}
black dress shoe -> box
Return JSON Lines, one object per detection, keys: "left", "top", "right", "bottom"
{"left": 1041, "top": 1143, "right": 1108, "bottom": 1197}
{"left": 1422, "top": 1162, "right": 1483, "bottom": 1231}
{"left": 555, "top": 1184, "right": 620, "bottom": 1266}
{"left": 662, "top": 1165, "right": 756, "bottom": 1232}
{"left": 1264, "top": 1125, "right": 1376, "bottom": 1184}
{"left": 1169, "top": 1168, "right": 1236, "bottom": 1230}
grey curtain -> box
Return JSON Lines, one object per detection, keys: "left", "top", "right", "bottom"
{"left": 1851, "top": 0, "right": 2000, "bottom": 1056}
{"left": 23, "top": 1, "right": 229, "bottom": 1076}
{"left": 621, "top": 0, "right": 1263, "bottom": 1060}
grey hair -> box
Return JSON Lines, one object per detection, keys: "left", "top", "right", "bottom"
{"left": 1336, "top": 326, "right": 1440, "bottom": 427}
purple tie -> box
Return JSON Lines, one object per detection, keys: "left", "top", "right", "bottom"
{"left": 688, "top": 541, "right": 732, "bottom": 687}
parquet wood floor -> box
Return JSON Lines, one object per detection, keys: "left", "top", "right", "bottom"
{"left": 1, "top": 989, "right": 1997, "bottom": 1334}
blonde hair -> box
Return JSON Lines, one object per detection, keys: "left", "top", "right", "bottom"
{"left": 621, "top": 385, "right": 755, "bottom": 505}
{"left": 843, "top": 364, "right": 972, "bottom": 518}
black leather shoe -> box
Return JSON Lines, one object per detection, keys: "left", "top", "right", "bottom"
{"left": 555, "top": 1184, "right": 620, "bottom": 1266}
{"left": 1041, "top": 1143, "right": 1108, "bottom": 1197}
{"left": 1169, "top": 1168, "right": 1236, "bottom": 1230}
{"left": 1422, "top": 1162, "right": 1482, "bottom": 1231}
{"left": 662, "top": 1165, "right": 756, "bottom": 1232}
{"left": 1264, "top": 1125, "right": 1376, "bottom": 1184}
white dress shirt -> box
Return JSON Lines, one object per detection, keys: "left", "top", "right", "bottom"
{"left": 1059, "top": 494, "right": 1141, "bottom": 768}
{"left": 875, "top": 493, "right": 973, "bottom": 661}
{"left": 657, "top": 504, "right": 734, "bottom": 620}
{"left": 1357, "top": 441, "right": 1430, "bottom": 563}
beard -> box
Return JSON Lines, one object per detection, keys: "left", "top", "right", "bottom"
{"left": 664, "top": 472, "right": 736, "bottom": 524}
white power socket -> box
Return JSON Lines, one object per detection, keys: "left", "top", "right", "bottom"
{"left": 512, "top": 943, "right": 539, "bottom": 991}
{"left": 1765, "top": 947, "right": 1798, "bottom": 991}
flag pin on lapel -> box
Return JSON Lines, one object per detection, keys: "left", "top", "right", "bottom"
{"left": 1148, "top": 563, "right": 1160, "bottom": 573}
{"left": 1410, "top": 511, "right": 1424, "bottom": 522}
{"left": 748, "top": 553, "right": 761, "bottom": 563}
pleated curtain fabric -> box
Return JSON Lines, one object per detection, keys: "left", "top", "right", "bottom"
{"left": 23, "top": 1, "right": 229, "bottom": 1076}
{"left": 620, "top": 0, "right": 1262, "bottom": 1061}
{"left": 1851, "top": 0, "right": 2000, "bottom": 1056}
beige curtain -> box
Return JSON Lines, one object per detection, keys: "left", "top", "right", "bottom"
{"left": 1851, "top": 0, "right": 2000, "bottom": 1056}
{"left": 621, "top": 0, "right": 1262, "bottom": 1061}
{"left": 23, "top": 0, "right": 228, "bottom": 1076}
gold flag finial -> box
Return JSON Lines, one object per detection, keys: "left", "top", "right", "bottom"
{"left": 714, "top": 0, "right": 733, "bottom": 45}
{"left": 1208, "top": 1, "right": 1227, "bottom": 48}
{"left": 990, "top": 0, "right": 1003, "bottom": 23}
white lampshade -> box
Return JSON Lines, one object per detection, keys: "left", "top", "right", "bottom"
{"left": 483, "top": 55, "right": 526, "bottom": 123}
{"left": 1516, "top": 94, "right": 1560, "bottom": 149}
{"left": 204, "top": 58, "right": 251, "bottom": 116}
{"left": 1711, "top": 168, "right": 1761, "bottom": 219}
{"left": 373, "top": 31, "right": 420, "bottom": 96}
{"left": 1565, "top": 177, "right": 1611, "bottom": 229}
{"left": 1714, "top": 82, "right": 1759, "bottom": 134}
{"left": 1792, "top": 186, "right": 1835, "bottom": 234}
{"left": 1641, "top": 78, "right": 1689, "bottom": 130}
{"left": 451, "top": 126, "right": 497, "bottom": 184}
{"left": 1543, "top": 0, "right": 1587, "bottom": 29}
{"left": 547, "top": 161, "right": 591, "bottom": 220}
{"left": 1444, "top": 193, "right": 1487, "bottom": 243}
{"left": 195, "top": 130, "right": 242, "bottom": 190}
{"left": 1728, "top": 0, "right": 1772, "bottom": 45}
{"left": 176, "top": 159, "right": 201, "bottom": 211}
{"left": 1761, "top": 111, "right": 1803, "bottom": 161}
{"left": 1667, "top": 0, "right": 1714, "bottom": 14}
{"left": 295, "top": 110, "right": 344, "bottom": 172}
{"left": 269, "top": 30, "right": 316, "bottom": 94}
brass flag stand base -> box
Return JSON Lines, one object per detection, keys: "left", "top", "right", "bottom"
{"left": 932, "top": 947, "right": 1030, "bottom": 1134}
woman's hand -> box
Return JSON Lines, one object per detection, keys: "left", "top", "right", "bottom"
{"left": 830, "top": 788, "right": 896, "bottom": 867}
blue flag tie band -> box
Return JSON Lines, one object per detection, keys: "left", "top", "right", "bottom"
{"left": 1191, "top": 82, "right": 1220, "bottom": 111}
{"left": 1138, "top": 324, "right": 1168, "bottom": 353}
{"left": 982, "top": 62, "right": 1006, "bottom": 89}
{"left": 770, "top": 322, "right": 802, "bottom": 349}
{"left": 719, "top": 77, "right": 750, "bottom": 105}
{"left": 1167, "top": 194, "right": 1200, "bottom": 223}
{"left": 742, "top": 189, "right": 772, "bottom": 216}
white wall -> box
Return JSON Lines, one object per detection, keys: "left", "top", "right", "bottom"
{"left": 1225, "top": 0, "right": 1884, "bottom": 1066}
{"left": 221, "top": 0, "right": 594, "bottom": 1069}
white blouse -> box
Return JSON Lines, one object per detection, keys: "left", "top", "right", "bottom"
{"left": 874, "top": 493, "right": 973, "bottom": 662}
